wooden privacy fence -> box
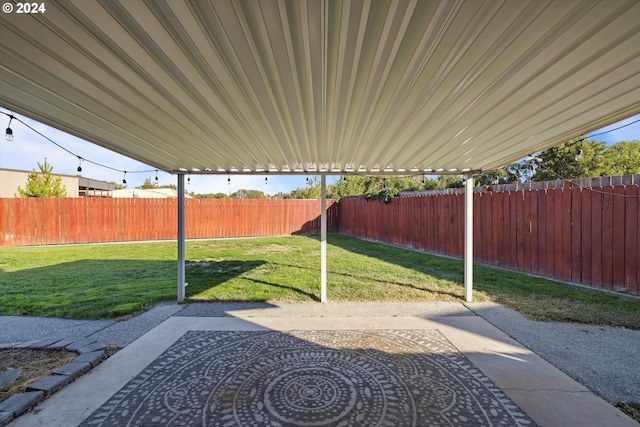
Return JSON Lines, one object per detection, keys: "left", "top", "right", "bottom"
{"left": 0, "top": 198, "right": 338, "bottom": 246}
{"left": 339, "top": 185, "right": 639, "bottom": 296}
{"left": 1, "top": 186, "right": 638, "bottom": 295}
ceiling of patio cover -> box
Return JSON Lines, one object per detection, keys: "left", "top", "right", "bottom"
{"left": 1, "top": 0, "right": 639, "bottom": 175}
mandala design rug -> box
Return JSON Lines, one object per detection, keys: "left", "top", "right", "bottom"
{"left": 80, "top": 330, "right": 536, "bottom": 426}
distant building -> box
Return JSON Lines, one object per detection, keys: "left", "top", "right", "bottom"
{"left": 0, "top": 168, "right": 114, "bottom": 198}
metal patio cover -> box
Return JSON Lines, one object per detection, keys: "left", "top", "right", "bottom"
{"left": 1, "top": 0, "right": 640, "bottom": 176}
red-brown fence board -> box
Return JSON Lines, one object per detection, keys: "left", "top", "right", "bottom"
{"left": 559, "top": 188, "right": 571, "bottom": 281}
{"left": 515, "top": 191, "right": 523, "bottom": 270}
{"left": 625, "top": 186, "right": 639, "bottom": 293}
{"left": 612, "top": 186, "right": 626, "bottom": 290}
{"left": 580, "top": 188, "right": 592, "bottom": 285}
{"left": 493, "top": 193, "right": 501, "bottom": 264}
{"left": 0, "top": 198, "right": 337, "bottom": 247}
{"left": 509, "top": 191, "right": 518, "bottom": 268}
{"left": 521, "top": 191, "right": 531, "bottom": 272}
{"left": 0, "top": 198, "right": 4, "bottom": 246}
{"left": 570, "top": 187, "right": 582, "bottom": 283}
{"left": 472, "top": 193, "right": 481, "bottom": 263}
{"left": 591, "top": 189, "right": 603, "bottom": 287}
{"left": 477, "top": 192, "right": 488, "bottom": 263}
{"left": 543, "top": 189, "right": 554, "bottom": 277}
{"left": 601, "top": 186, "right": 614, "bottom": 289}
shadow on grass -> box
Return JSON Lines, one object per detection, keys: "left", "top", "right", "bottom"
{"left": 0, "top": 259, "right": 270, "bottom": 319}
{"left": 239, "top": 277, "right": 321, "bottom": 302}
{"left": 306, "top": 233, "right": 466, "bottom": 292}
{"left": 187, "top": 259, "right": 320, "bottom": 302}
{"left": 0, "top": 260, "right": 179, "bottom": 319}
{"left": 269, "top": 260, "right": 462, "bottom": 300}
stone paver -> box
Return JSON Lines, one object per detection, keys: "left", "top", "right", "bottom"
{"left": 47, "top": 338, "right": 76, "bottom": 350}
{"left": 75, "top": 341, "right": 108, "bottom": 354}
{"left": 0, "top": 391, "right": 44, "bottom": 417}
{"left": 0, "top": 410, "right": 13, "bottom": 427}
{"left": 26, "top": 338, "right": 64, "bottom": 349}
{"left": 14, "top": 341, "right": 41, "bottom": 349}
{"left": 27, "top": 375, "right": 72, "bottom": 397}
{"left": 53, "top": 363, "right": 92, "bottom": 380}
{"left": 64, "top": 338, "right": 98, "bottom": 353}
{"left": 0, "top": 369, "right": 21, "bottom": 392}
{"left": 71, "top": 350, "right": 105, "bottom": 367}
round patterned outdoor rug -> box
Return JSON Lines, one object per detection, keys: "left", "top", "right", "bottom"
{"left": 80, "top": 330, "right": 536, "bottom": 426}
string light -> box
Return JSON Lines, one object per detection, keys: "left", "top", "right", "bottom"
{"left": 187, "top": 176, "right": 191, "bottom": 185}
{"left": 1, "top": 111, "right": 157, "bottom": 181}
{"left": 3, "top": 110, "right": 638, "bottom": 197}
{"left": 5, "top": 114, "right": 14, "bottom": 141}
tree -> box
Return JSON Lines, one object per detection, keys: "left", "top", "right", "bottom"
{"left": 140, "top": 177, "right": 159, "bottom": 189}
{"left": 300, "top": 176, "right": 322, "bottom": 199}
{"left": 230, "top": 189, "right": 266, "bottom": 199}
{"left": 326, "top": 175, "right": 424, "bottom": 203}
{"left": 193, "top": 192, "right": 227, "bottom": 199}
{"left": 600, "top": 141, "right": 640, "bottom": 176}
{"left": 327, "top": 175, "right": 368, "bottom": 200}
{"left": 434, "top": 175, "right": 464, "bottom": 189}
{"left": 533, "top": 138, "right": 607, "bottom": 181}
{"left": 16, "top": 158, "right": 67, "bottom": 198}
{"left": 474, "top": 162, "right": 529, "bottom": 185}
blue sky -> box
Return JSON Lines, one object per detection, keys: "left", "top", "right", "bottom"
{"left": 1, "top": 108, "right": 638, "bottom": 195}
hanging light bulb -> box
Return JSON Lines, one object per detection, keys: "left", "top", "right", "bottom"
{"left": 575, "top": 149, "right": 583, "bottom": 162}
{"left": 227, "top": 176, "right": 231, "bottom": 185}
{"left": 187, "top": 176, "right": 191, "bottom": 184}
{"left": 122, "top": 171, "right": 127, "bottom": 185}
{"left": 265, "top": 176, "right": 268, "bottom": 184}
{"left": 5, "top": 115, "right": 14, "bottom": 141}
{"left": 77, "top": 156, "right": 82, "bottom": 174}
{"left": 155, "top": 170, "right": 159, "bottom": 182}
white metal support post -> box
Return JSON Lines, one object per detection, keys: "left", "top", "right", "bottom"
{"left": 320, "top": 175, "right": 327, "bottom": 303}
{"left": 177, "top": 173, "right": 186, "bottom": 303}
{"left": 464, "top": 173, "right": 474, "bottom": 302}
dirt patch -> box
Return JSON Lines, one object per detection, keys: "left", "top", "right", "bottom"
{"left": 0, "top": 348, "right": 76, "bottom": 402}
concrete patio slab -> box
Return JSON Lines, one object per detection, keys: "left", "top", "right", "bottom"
{"left": 9, "top": 312, "right": 637, "bottom": 427}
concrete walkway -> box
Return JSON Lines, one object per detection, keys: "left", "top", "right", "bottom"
{"left": 1, "top": 302, "right": 638, "bottom": 426}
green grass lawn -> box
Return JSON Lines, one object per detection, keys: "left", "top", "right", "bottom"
{"left": 0, "top": 234, "right": 638, "bottom": 328}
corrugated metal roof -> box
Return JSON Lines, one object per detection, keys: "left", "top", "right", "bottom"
{"left": 1, "top": 0, "right": 639, "bottom": 175}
